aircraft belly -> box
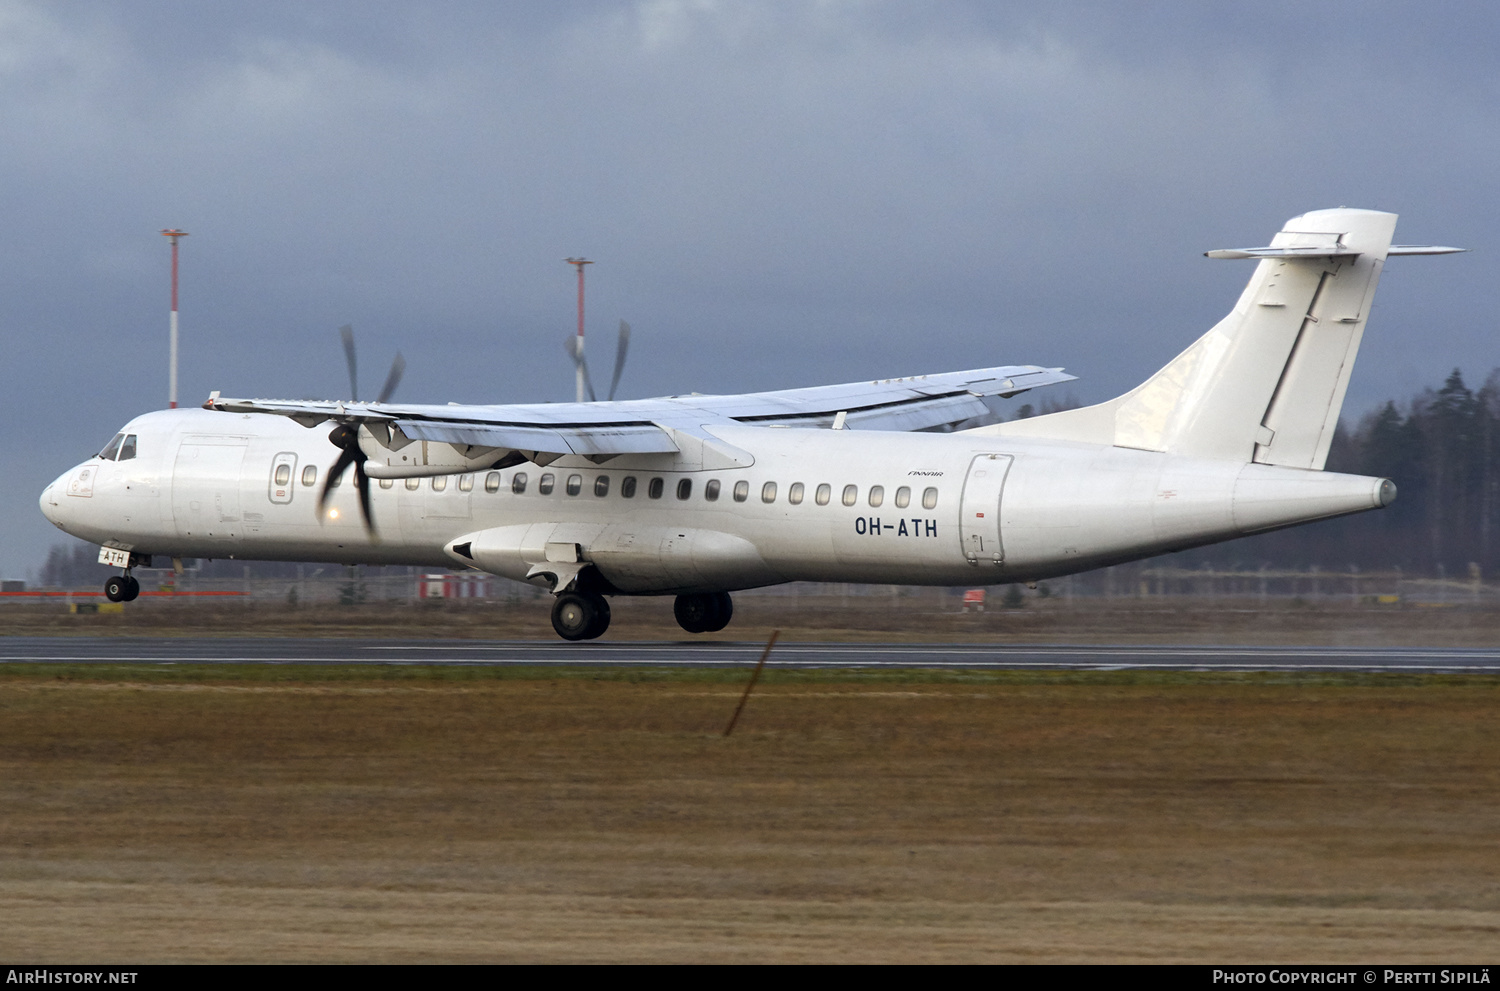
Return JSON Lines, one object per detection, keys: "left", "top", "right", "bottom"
{"left": 451, "top": 520, "right": 783, "bottom": 594}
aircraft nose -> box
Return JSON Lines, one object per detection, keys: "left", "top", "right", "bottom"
{"left": 39, "top": 473, "right": 68, "bottom": 528}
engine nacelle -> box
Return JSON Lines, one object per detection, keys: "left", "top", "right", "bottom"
{"left": 358, "top": 425, "right": 522, "bottom": 479}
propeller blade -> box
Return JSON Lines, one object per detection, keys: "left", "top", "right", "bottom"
{"left": 318, "top": 445, "right": 359, "bottom": 518}
{"left": 320, "top": 422, "right": 378, "bottom": 533}
{"left": 353, "top": 461, "right": 375, "bottom": 534}
{"left": 375, "top": 353, "right": 406, "bottom": 404}
{"left": 607, "top": 320, "right": 631, "bottom": 401}
{"left": 339, "top": 324, "right": 359, "bottom": 402}
{"left": 564, "top": 336, "right": 597, "bottom": 402}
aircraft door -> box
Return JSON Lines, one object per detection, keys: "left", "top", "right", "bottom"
{"left": 268, "top": 452, "right": 297, "bottom": 505}
{"left": 172, "top": 437, "right": 249, "bottom": 540}
{"left": 959, "top": 453, "right": 1013, "bottom": 565}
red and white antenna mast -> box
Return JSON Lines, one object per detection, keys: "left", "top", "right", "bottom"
{"left": 161, "top": 229, "right": 189, "bottom": 409}
{"left": 565, "top": 257, "right": 592, "bottom": 402}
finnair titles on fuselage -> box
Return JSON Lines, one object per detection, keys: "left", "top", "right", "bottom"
{"left": 41, "top": 210, "right": 1462, "bottom": 640}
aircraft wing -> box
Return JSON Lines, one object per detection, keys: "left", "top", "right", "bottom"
{"left": 205, "top": 363, "right": 1074, "bottom": 459}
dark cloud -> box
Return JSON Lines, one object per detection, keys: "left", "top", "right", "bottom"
{"left": 5, "top": 1, "right": 1495, "bottom": 576}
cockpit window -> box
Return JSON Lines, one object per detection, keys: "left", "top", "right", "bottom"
{"left": 117, "top": 435, "right": 138, "bottom": 461}
{"left": 98, "top": 433, "right": 124, "bottom": 461}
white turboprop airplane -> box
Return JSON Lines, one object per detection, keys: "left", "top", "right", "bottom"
{"left": 40, "top": 209, "right": 1462, "bottom": 640}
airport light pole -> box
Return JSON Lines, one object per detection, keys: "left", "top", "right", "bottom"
{"left": 161, "top": 229, "right": 189, "bottom": 409}
{"left": 565, "top": 257, "right": 592, "bottom": 403}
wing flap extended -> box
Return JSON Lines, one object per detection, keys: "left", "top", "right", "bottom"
{"left": 393, "top": 420, "right": 680, "bottom": 456}
{"left": 718, "top": 365, "right": 1075, "bottom": 428}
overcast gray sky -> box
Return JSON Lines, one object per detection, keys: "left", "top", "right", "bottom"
{"left": 5, "top": 1, "right": 1497, "bottom": 578}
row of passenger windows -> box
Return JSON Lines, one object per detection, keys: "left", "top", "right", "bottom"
{"left": 346, "top": 469, "right": 940, "bottom": 510}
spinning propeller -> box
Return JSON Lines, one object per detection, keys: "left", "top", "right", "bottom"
{"left": 319, "top": 325, "right": 405, "bottom": 533}
{"left": 564, "top": 319, "right": 631, "bottom": 402}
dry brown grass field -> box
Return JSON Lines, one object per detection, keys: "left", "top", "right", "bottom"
{"left": 0, "top": 661, "right": 1497, "bottom": 963}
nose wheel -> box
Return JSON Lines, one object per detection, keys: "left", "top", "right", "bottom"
{"left": 673, "top": 592, "right": 733, "bottom": 633}
{"left": 103, "top": 574, "right": 140, "bottom": 603}
{"left": 551, "top": 591, "right": 611, "bottom": 641}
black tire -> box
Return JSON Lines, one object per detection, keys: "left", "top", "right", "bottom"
{"left": 701, "top": 592, "right": 733, "bottom": 632}
{"left": 104, "top": 576, "right": 127, "bottom": 603}
{"left": 552, "top": 591, "right": 609, "bottom": 641}
{"left": 585, "top": 596, "right": 611, "bottom": 639}
{"left": 121, "top": 576, "right": 141, "bottom": 602}
{"left": 674, "top": 593, "right": 719, "bottom": 634}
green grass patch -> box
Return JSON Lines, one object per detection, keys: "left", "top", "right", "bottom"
{"left": 0, "top": 661, "right": 1498, "bottom": 690}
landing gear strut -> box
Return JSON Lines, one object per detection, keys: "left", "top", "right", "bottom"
{"left": 104, "top": 574, "right": 140, "bottom": 603}
{"left": 551, "top": 591, "right": 611, "bottom": 641}
{"left": 674, "top": 592, "right": 733, "bottom": 634}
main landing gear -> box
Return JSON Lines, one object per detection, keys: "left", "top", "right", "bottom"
{"left": 551, "top": 591, "right": 611, "bottom": 641}
{"left": 674, "top": 592, "right": 733, "bottom": 634}
{"left": 103, "top": 574, "right": 140, "bottom": 603}
{"left": 549, "top": 591, "right": 736, "bottom": 640}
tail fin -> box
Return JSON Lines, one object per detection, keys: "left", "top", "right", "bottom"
{"left": 989, "top": 208, "right": 1398, "bottom": 468}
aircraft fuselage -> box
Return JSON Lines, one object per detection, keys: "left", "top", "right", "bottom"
{"left": 41, "top": 407, "right": 1391, "bottom": 594}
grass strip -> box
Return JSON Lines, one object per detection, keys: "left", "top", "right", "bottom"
{"left": 0, "top": 662, "right": 1497, "bottom": 689}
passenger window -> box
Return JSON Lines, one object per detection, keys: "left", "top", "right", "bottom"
{"left": 595, "top": 475, "right": 610, "bottom": 497}
{"left": 432, "top": 476, "right": 447, "bottom": 492}
{"left": 302, "top": 465, "right": 318, "bottom": 487}
{"left": 815, "top": 483, "right": 831, "bottom": 506}
{"left": 485, "top": 472, "right": 501, "bottom": 493}
{"left": 868, "top": 485, "right": 884, "bottom": 508}
{"left": 459, "top": 474, "right": 474, "bottom": 492}
{"left": 539, "top": 474, "right": 556, "bottom": 495}
{"left": 512, "top": 472, "right": 528, "bottom": 494}
{"left": 566, "top": 474, "right": 582, "bottom": 496}
{"left": 788, "top": 482, "right": 804, "bottom": 505}
{"left": 621, "top": 476, "right": 637, "bottom": 498}
{"left": 118, "top": 435, "right": 138, "bottom": 461}
{"left": 379, "top": 478, "right": 394, "bottom": 489}
{"left": 922, "top": 486, "right": 939, "bottom": 509}
{"left": 405, "top": 477, "right": 420, "bottom": 491}
{"left": 761, "top": 481, "right": 777, "bottom": 503}
{"left": 842, "top": 485, "right": 857, "bottom": 507}
{"left": 733, "top": 480, "right": 749, "bottom": 502}
{"left": 705, "top": 479, "right": 721, "bottom": 501}
{"left": 677, "top": 478, "right": 692, "bottom": 500}
{"left": 648, "top": 477, "right": 664, "bottom": 499}
{"left": 895, "top": 486, "right": 911, "bottom": 509}
{"left": 98, "top": 433, "right": 124, "bottom": 461}
{"left": 274, "top": 464, "right": 292, "bottom": 487}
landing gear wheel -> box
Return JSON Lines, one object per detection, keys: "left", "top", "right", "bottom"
{"left": 121, "top": 576, "right": 141, "bottom": 602}
{"left": 551, "top": 591, "right": 611, "bottom": 641}
{"left": 673, "top": 592, "right": 733, "bottom": 634}
{"left": 104, "top": 576, "right": 128, "bottom": 603}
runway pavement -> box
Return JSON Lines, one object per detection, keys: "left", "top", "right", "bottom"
{"left": 2, "top": 637, "right": 1500, "bottom": 672}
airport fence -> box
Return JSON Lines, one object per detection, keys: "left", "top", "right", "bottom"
{"left": 6, "top": 561, "right": 1498, "bottom": 611}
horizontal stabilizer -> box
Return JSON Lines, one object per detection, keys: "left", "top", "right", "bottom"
{"left": 1207, "top": 244, "right": 1465, "bottom": 260}
{"left": 1387, "top": 245, "right": 1468, "bottom": 256}
{"left": 1205, "top": 246, "right": 1362, "bottom": 260}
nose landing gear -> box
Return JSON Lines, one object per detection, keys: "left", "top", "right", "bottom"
{"left": 551, "top": 591, "right": 611, "bottom": 641}
{"left": 103, "top": 573, "right": 140, "bottom": 603}
{"left": 673, "top": 592, "right": 733, "bottom": 634}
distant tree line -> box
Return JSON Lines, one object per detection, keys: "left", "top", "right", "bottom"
{"left": 36, "top": 370, "right": 1500, "bottom": 585}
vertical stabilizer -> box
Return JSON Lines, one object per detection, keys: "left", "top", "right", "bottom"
{"left": 984, "top": 209, "right": 1398, "bottom": 469}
